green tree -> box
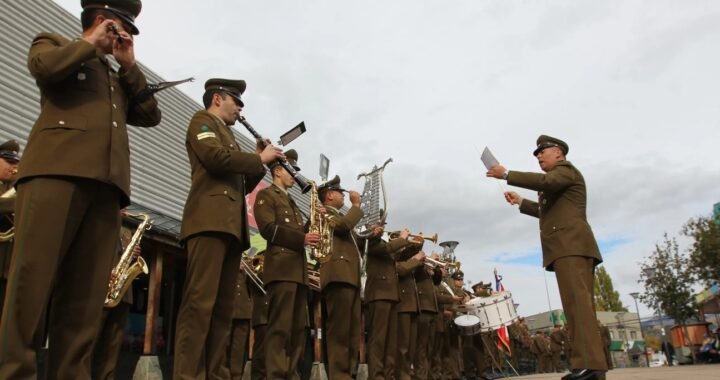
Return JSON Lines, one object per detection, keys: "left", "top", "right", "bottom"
{"left": 594, "top": 265, "right": 628, "bottom": 312}
{"left": 638, "top": 233, "right": 698, "bottom": 362}
{"left": 682, "top": 216, "right": 720, "bottom": 287}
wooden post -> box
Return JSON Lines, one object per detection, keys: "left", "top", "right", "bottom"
{"left": 143, "top": 249, "right": 164, "bottom": 355}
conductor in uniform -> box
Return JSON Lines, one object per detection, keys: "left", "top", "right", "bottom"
{"left": 0, "top": 1, "right": 161, "bottom": 378}
{"left": 254, "top": 149, "right": 319, "bottom": 379}
{"left": 487, "top": 135, "right": 607, "bottom": 380}
{"left": 0, "top": 140, "right": 19, "bottom": 320}
{"left": 174, "top": 78, "right": 283, "bottom": 379}
{"left": 317, "top": 175, "right": 364, "bottom": 380}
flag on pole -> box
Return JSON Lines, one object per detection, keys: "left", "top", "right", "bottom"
{"left": 494, "top": 268, "right": 511, "bottom": 356}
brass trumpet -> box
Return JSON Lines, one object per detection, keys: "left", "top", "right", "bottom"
{"left": 424, "top": 257, "right": 461, "bottom": 271}
{"left": 387, "top": 231, "right": 438, "bottom": 244}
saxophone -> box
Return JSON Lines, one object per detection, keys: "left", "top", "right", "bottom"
{"left": 308, "top": 181, "right": 333, "bottom": 263}
{"left": 104, "top": 212, "right": 151, "bottom": 307}
{"left": 0, "top": 187, "right": 16, "bottom": 242}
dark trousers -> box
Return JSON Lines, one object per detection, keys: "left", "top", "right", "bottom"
{"left": 367, "top": 300, "right": 397, "bottom": 380}
{"left": 443, "top": 325, "right": 461, "bottom": 379}
{"left": 414, "top": 311, "right": 436, "bottom": 380}
{"left": 323, "top": 283, "right": 360, "bottom": 380}
{"left": 266, "top": 281, "right": 308, "bottom": 380}
{"left": 396, "top": 312, "right": 417, "bottom": 380}
{"left": 228, "top": 319, "right": 250, "bottom": 380}
{"left": 462, "top": 334, "right": 487, "bottom": 377}
{"left": 173, "top": 232, "right": 241, "bottom": 380}
{"left": 553, "top": 256, "right": 607, "bottom": 371}
{"left": 0, "top": 177, "right": 120, "bottom": 380}
{"left": 251, "top": 324, "right": 267, "bottom": 380}
{"left": 92, "top": 302, "right": 131, "bottom": 380}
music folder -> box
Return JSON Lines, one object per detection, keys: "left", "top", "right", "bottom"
{"left": 480, "top": 147, "right": 499, "bottom": 170}
{"left": 277, "top": 122, "right": 306, "bottom": 146}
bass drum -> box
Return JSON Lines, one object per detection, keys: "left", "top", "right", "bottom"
{"left": 474, "top": 291, "right": 518, "bottom": 332}
{"left": 454, "top": 314, "right": 482, "bottom": 336}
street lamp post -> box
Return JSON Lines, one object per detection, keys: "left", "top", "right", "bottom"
{"left": 630, "top": 292, "right": 650, "bottom": 367}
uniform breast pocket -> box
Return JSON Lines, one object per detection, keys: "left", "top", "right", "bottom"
{"left": 209, "top": 189, "right": 239, "bottom": 201}
{"left": 72, "top": 66, "right": 100, "bottom": 93}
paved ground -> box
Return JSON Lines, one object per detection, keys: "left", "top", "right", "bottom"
{"left": 508, "top": 364, "right": 719, "bottom": 380}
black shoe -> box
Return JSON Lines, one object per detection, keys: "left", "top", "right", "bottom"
{"left": 562, "top": 369, "right": 605, "bottom": 380}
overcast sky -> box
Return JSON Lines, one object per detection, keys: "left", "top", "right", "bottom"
{"left": 55, "top": 0, "right": 720, "bottom": 319}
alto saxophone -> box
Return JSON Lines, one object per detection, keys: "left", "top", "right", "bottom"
{"left": 0, "top": 187, "right": 16, "bottom": 242}
{"left": 308, "top": 181, "right": 333, "bottom": 263}
{"left": 104, "top": 212, "right": 151, "bottom": 307}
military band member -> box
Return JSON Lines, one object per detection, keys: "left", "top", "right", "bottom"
{"left": 317, "top": 175, "right": 364, "bottom": 380}
{"left": 92, "top": 220, "right": 138, "bottom": 380}
{"left": 487, "top": 135, "right": 607, "bottom": 380}
{"left": 395, "top": 245, "right": 425, "bottom": 380}
{"left": 414, "top": 257, "right": 440, "bottom": 380}
{"left": 248, "top": 252, "right": 268, "bottom": 380}
{"left": 550, "top": 324, "right": 565, "bottom": 372}
{"left": 0, "top": 140, "right": 19, "bottom": 320}
{"left": 174, "top": 78, "right": 281, "bottom": 379}
{"left": 0, "top": 1, "right": 162, "bottom": 377}
{"left": 227, "top": 266, "right": 253, "bottom": 379}
{"left": 364, "top": 227, "right": 411, "bottom": 380}
{"left": 255, "top": 149, "right": 319, "bottom": 379}
{"left": 442, "top": 271, "right": 465, "bottom": 379}
{"left": 531, "top": 330, "right": 551, "bottom": 373}
{"left": 432, "top": 267, "right": 461, "bottom": 380}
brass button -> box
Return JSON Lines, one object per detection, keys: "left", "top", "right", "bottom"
{"left": 110, "top": 86, "right": 115, "bottom": 92}
{"left": 113, "top": 104, "right": 117, "bottom": 109}
{"left": 112, "top": 121, "right": 118, "bottom": 127}
{"left": 58, "top": 120, "right": 65, "bottom": 125}
{"left": 223, "top": 190, "right": 228, "bottom": 195}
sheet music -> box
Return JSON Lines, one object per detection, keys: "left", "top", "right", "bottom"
{"left": 480, "top": 147, "right": 499, "bottom": 170}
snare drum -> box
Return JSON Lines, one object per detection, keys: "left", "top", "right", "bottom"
{"left": 453, "top": 314, "right": 482, "bottom": 336}
{"left": 473, "top": 291, "right": 518, "bottom": 332}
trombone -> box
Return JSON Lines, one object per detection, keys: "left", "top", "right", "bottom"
{"left": 242, "top": 253, "right": 265, "bottom": 295}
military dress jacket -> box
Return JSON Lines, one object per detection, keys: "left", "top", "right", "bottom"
{"left": 364, "top": 237, "right": 411, "bottom": 303}
{"left": 180, "top": 110, "right": 265, "bottom": 249}
{"left": 414, "top": 267, "right": 438, "bottom": 313}
{"left": 22, "top": 32, "right": 161, "bottom": 206}
{"left": 531, "top": 335, "right": 550, "bottom": 355}
{"left": 507, "top": 160, "right": 602, "bottom": 270}
{"left": 319, "top": 206, "right": 364, "bottom": 289}
{"left": 254, "top": 185, "right": 307, "bottom": 286}
{"left": 396, "top": 256, "right": 422, "bottom": 313}
{"left": 435, "top": 284, "right": 455, "bottom": 333}
{"left": 232, "top": 269, "right": 253, "bottom": 320}
{"left": 549, "top": 328, "right": 565, "bottom": 352}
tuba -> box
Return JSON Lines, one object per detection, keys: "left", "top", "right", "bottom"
{"left": 104, "top": 212, "right": 151, "bottom": 308}
{"left": 308, "top": 180, "right": 334, "bottom": 263}
{"left": 0, "top": 187, "right": 16, "bottom": 242}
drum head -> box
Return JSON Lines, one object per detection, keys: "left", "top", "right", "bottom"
{"left": 454, "top": 314, "right": 481, "bottom": 327}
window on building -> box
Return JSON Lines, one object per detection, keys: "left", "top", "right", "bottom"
{"left": 631, "top": 331, "right": 637, "bottom": 340}
{"left": 609, "top": 331, "right": 614, "bottom": 339}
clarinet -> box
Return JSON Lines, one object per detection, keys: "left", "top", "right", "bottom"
{"left": 237, "top": 115, "right": 311, "bottom": 193}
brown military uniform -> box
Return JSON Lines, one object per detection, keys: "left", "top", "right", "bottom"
{"left": 442, "top": 280, "right": 463, "bottom": 379}
{"left": 599, "top": 322, "right": 612, "bottom": 370}
{"left": 254, "top": 184, "right": 309, "bottom": 379}
{"left": 174, "top": 104, "right": 265, "bottom": 380}
{"left": 530, "top": 333, "right": 550, "bottom": 373}
{"left": 320, "top": 204, "right": 363, "bottom": 380}
{"left": 0, "top": 19, "right": 161, "bottom": 378}
{"left": 550, "top": 327, "right": 565, "bottom": 372}
{"left": 414, "top": 266, "right": 439, "bottom": 380}
{"left": 248, "top": 260, "right": 269, "bottom": 380}
{"left": 364, "top": 237, "right": 410, "bottom": 380}
{"left": 395, "top": 253, "right": 422, "bottom": 380}
{"left": 433, "top": 282, "right": 455, "bottom": 379}
{"left": 508, "top": 159, "right": 606, "bottom": 372}
{"left": 227, "top": 269, "right": 253, "bottom": 380}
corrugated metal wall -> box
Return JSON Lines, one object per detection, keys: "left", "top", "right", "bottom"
{"left": 0, "top": 0, "right": 310, "bottom": 234}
